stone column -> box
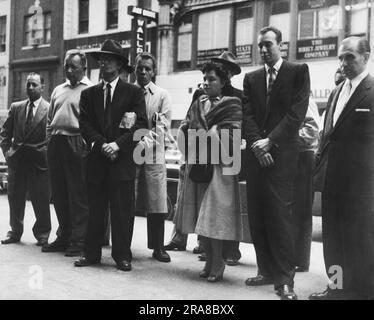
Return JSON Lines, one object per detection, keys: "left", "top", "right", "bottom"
{"left": 289, "top": 0, "right": 298, "bottom": 61}
{"left": 157, "top": 0, "right": 175, "bottom": 75}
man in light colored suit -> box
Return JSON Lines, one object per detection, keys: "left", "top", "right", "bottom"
{"left": 0, "top": 73, "right": 51, "bottom": 246}
{"left": 132, "top": 52, "right": 172, "bottom": 263}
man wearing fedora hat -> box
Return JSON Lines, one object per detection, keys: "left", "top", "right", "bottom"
{"left": 164, "top": 51, "right": 243, "bottom": 266}
{"left": 75, "top": 39, "right": 147, "bottom": 272}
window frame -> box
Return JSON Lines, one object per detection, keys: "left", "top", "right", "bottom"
{"left": 79, "top": 0, "right": 89, "bottom": 34}
{"left": 106, "top": 0, "right": 119, "bottom": 30}
{"left": 0, "top": 15, "right": 7, "bottom": 53}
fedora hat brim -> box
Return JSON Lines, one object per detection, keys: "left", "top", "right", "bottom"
{"left": 211, "top": 57, "right": 241, "bottom": 75}
{"left": 90, "top": 51, "right": 134, "bottom": 73}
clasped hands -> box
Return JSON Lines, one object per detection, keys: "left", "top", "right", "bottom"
{"left": 102, "top": 142, "right": 119, "bottom": 161}
{"left": 251, "top": 138, "right": 275, "bottom": 168}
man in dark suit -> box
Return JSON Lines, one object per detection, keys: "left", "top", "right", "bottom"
{"left": 74, "top": 40, "right": 147, "bottom": 272}
{"left": 310, "top": 37, "right": 374, "bottom": 300}
{"left": 0, "top": 73, "right": 51, "bottom": 246}
{"left": 242, "top": 26, "right": 310, "bottom": 300}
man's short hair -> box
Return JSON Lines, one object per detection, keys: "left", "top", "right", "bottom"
{"left": 135, "top": 52, "right": 157, "bottom": 70}
{"left": 259, "top": 26, "right": 283, "bottom": 44}
{"left": 65, "top": 49, "right": 87, "bottom": 68}
{"left": 342, "top": 36, "right": 371, "bottom": 55}
{"left": 27, "top": 72, "right": 44, "bottom": 85}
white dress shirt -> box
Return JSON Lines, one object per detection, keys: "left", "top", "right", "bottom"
{"left": 26, "top": 96, "right": 43, "bottom": 117}
{"left": 265, "top": 58, "right": 283, "bottom": 90}
{"left": 333, "top": 69, "right": 369, "bottom": 126}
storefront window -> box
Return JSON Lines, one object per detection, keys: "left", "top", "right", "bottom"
{"left": 197, "top": 8, "right": 230, "bottom": 66}
{"left": 298, "top": 0, "right": 339, "bottom": 39}
{"left": 177, "top": 15, "right": 192, "bottom": 69}
{"left": 235, "top": 5, "right": 254, "bottom": 64}
{"left": 346, "top": 0, "right": 371, "bottom": 36}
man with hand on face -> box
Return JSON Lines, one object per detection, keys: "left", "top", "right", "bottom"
{"left": 132, "top": 52, "right": 172, "bottom": 263}
{"left": 42, "top": 50, "right": 92, "bottom": 257}
{"left": 0, "top": 73, "right": 51, "bottom": 246}
{"left": 75, "top": 40, "right": 147, "bottom": 272}
{"left": 242, "top": 26, "right": 310, "bottom": 300}
{"left": 311, "top": 37, "right": 374, "bottom": 300}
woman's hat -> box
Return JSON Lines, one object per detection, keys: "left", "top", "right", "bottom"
{"left": 90, "top": 39, "right": 134, "bottom": 73}
{"left": 211, "top": 51, "right": 241, "bottom": 75}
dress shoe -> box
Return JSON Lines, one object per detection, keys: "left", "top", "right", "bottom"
{"left": 198, "top": 252, "right": 207, "bottom": 261}
{"left": 309, "top": 287, "right": 346, "bottom": 300}
{"left": 277, "top": 285, "right": 298, "bottom": 300}
{"left": 36, "top": 239, "right": 48, "bottom": 247}
{"left": 74, "top": 256, "right": 100, "bottom": 267}
{"left": 152, "top": 249, "right": 171, "bottom": 263}
{"left": 65, "top": 246, "right": 84, "bottom": 257}
{"left": 163, "top": 242, "right": 186, "bottom": 251}
{"left": 225, "top": 258, "right": 239, "bottom": 266}
{"left": 41, "top": 240, "right": 68, "bottom": 252}
{"left": 295, "top": 266, "right": 309, "bottom": 272}
{"left": 1, "top": 237, "right": 20, "bottom": 245}
{"left": 193, "top": 244, "right": 205, "bottom": 254}
{"left": 207, "top": 264, "right": 225, "bottom": 283}
{"left": 245, "top": 275, "right": 273, "bottom": 286}
{"left": 116, "top": 260, "right": 132, "bottom": 272}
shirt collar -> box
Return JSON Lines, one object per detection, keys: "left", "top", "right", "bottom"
{"left": 28, "top": 96, "right": 42, "bottom": 108}
{"left": 348, "top": 68, "right": 369, "bottom": 91}
{"left": 64, "top": 76, "right": 92, "bottom": 88}
{"left": 135, "top": 81, "right": 155, "bottom": 95}
{"left": 265, "top": 58, "right": 283, "bottom": 73}
{"left": 103, "top": 76, "right": 120, "bottom": 91}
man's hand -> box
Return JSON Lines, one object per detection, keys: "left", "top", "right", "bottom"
{"left": 102, "top": 143, "right": 119, "bottom": 159}
{"left": 251, "top": 138, "right": 273, "bottom": 158}
{"left": 258, "top": 153, "right": 275, "bottom": 168}
{"left": 141, "top": 131, "right": 160, "bottom": 149}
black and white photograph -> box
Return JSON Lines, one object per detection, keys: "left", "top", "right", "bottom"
{"left": 0, "top": 0, "right": 374, "bottom": 307}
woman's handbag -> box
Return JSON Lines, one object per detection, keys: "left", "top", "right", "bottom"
{"left": 189, "top": 164, "right": 213, "bottom": 183}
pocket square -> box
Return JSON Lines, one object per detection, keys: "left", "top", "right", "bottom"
{"left": 355, "top": 108, "right": 371, "bottom": 112}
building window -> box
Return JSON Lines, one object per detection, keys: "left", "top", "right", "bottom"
{"left": 177, "top": 15, "right": 192, "bottom": 69}
{"left": 79, "top": 0, "right": 89, "bottom": 34}
{"left": 0, "top": 16, "right": 6, "bottom": 52}
{"left": 197, "top": 8, "right": 230, "bottom": 66}
{"left": 24, "top": 12, "right": 51, "bottom": 46}
{"left": 298, "top": 0, "right": 340, "bottom": 39}
{"left": 107, "top": 0, "right": 118, "bottom": 30}
{"left": 346, "top": 0, "right": 371, "bottom": 37}
{"left": 235, "top": 5, "right": 254, "bottom": 64}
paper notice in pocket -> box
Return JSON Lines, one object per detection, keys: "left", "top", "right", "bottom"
{"left": 119, "top": 112, "right": 137, "bottom": 129}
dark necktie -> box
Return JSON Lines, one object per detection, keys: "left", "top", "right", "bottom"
{"left": 25, "top": 102, "right": 35, "bottom": 135}
{"left": 267, "top": 67, "right": 276, "bottom": 95}
{"left": 104, "top": 83, "right": 112, "bottom": 137}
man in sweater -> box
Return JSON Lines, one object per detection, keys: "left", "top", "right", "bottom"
{"left": 42, "top": 50, "right": 92, "bottom": 257}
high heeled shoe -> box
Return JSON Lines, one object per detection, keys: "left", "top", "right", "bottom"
{"left": 199, "top": 269, "right": 210, "bottom": 278}
{"left": 207, "top": 264, "right": 225, "bottom": 283}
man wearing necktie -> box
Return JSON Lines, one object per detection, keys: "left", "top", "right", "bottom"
{"left": 75, "top": 40, "right": 147, "bottom": 272}
{"left": 242, "top": 26, "right": 310, "bottom": 300}
{"left": 311, "top": 37, "right": 374, "bottom": 300}
{"left": 132, "top": 52, "right": 172, "bottom": 263}
{"left": 0, "top": 73, "right": 51, "bottom": 246}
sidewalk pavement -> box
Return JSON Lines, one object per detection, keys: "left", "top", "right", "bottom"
{"left": 0, "top": 194, "right": 328, "bottom": 300}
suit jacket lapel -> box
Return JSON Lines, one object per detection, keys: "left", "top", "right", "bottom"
{"left": 333, "top": 75, "right": 370, "bottom": 132}
{"left": 111, "top": 79, "right": 126, "bottom": 126}
{"left": 324, "top": 83, "right": 343, "bottom": 137}
{"left": 24, "top": 99, "right": 47, "bottom": 140}
{"left": 19, "top": 101, "right": 27, "bottom": 139}
{"left": 268, "top": 61, "right": 286, "bottom": 99}
{"left": 256, "top": 68, "right": 267, "bottom": 128}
